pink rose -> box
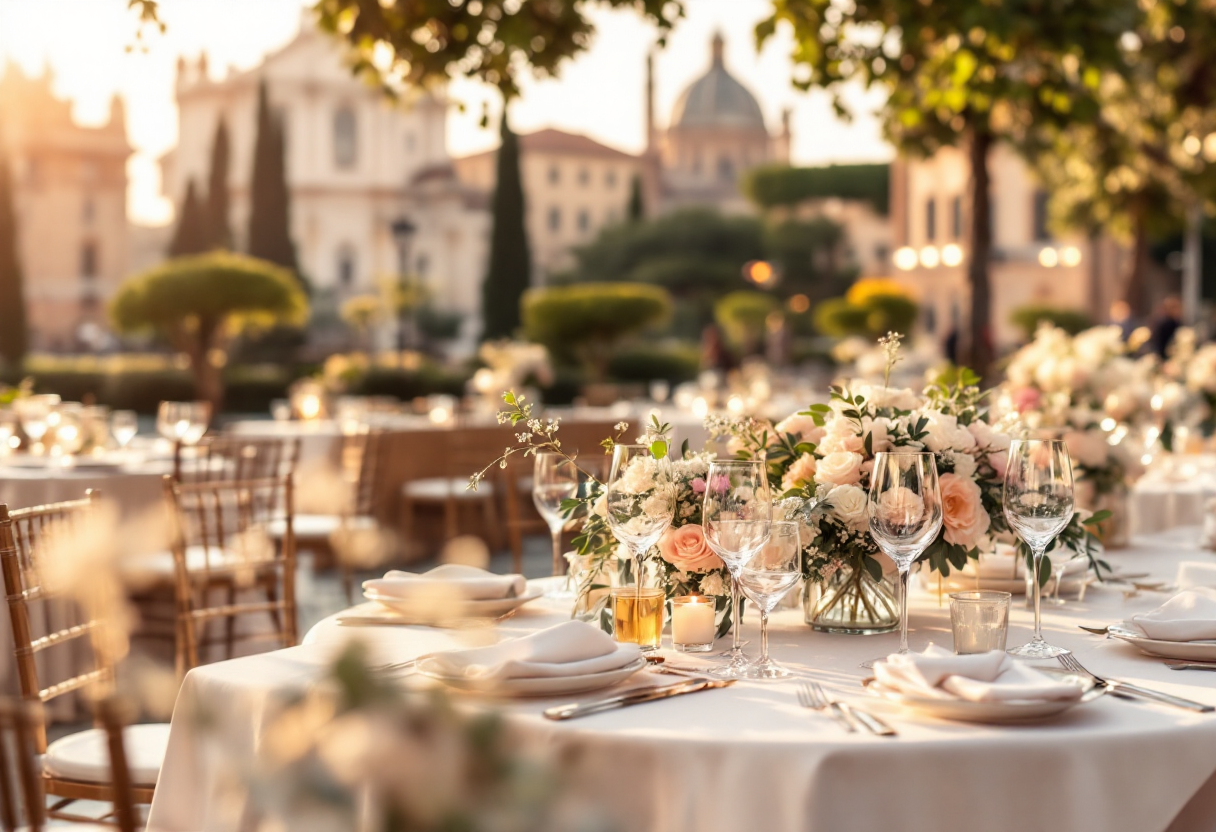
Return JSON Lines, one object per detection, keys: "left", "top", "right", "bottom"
{"left": 814, "top": 451, "right": 864, "bottom": 487}
{"left": 989, "top": 451, "right": 1008, "bottom": 479}
{"left": 940, "top": 472, "right": 990, "bottom": 549}
{"left": 691, "top": 477, "right": 707, "bottom": 494}
{"left": 781, "top": 453, "right": 817, "bottom": 490}
{"left": 1013, "top": 387, "right": 1042, "bottom": 414}
{"left": 658, "top": 524, "right": 724, "bottom": 573}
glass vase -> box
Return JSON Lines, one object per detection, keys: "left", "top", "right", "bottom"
{"left": 802, "top": 564, "right": 899, "bottom": 634}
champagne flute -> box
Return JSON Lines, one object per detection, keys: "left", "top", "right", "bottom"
{"left": 111, "top": 410, "right": 138, "bottom": 450}
{"left": 703, "top": 458, "right": 772, "bottom": 677}
{"left": 738, "top": 520, "right": 801, "bottom": 679}
{"left": 532, "top": 451, "right": 581, "bottom": 597}
{"left": 868, "top": 452, "right": 943, "bottom": 655}
{"left": 1003, "top": 438, "right": 1075, "bottom": 659}
{"left": 605, "top": 444, "right": 675, "bottom": 650}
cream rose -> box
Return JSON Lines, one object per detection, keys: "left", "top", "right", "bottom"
{"left": 775, "top": 414, "right": 826, "bottom": 444}
{"left": 814, "top": 451, "right": 864, "bottom": 487}
{"left": 940, "top": 473, "right": 990, "bottom": 549}
{"left": 875, "top": 486, "right": 925, "bottom": 526}
{"left": 817, "top": 427, "right": 864, "bottom": 455}
{"left": 922, "top": 411, "right": 977, "bottom": 453}
{"left": 781, "top": 453, "right": 817, "bottom": 490}
{"left": 698, "top": 571, "right": 727, "bottom": 596}
{"left": 828, "top": 484, "right": 869, "bottom": 530}
{"left": 658, "top": 524, "right": 724, "bottom": 573}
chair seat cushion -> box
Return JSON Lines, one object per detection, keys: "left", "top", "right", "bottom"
{"left": 268, "top": 514, "right": 378, "bottom": 539}
{"left": 43, "top": 723, "right": 170, "bottom": 787}
{"left": 121, "top": 545, "right": 265, "bottom": 579}
{"left": 402, "top": 477, "right": 494, "bottom": 500}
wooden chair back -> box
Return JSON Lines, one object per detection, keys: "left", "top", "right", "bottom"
{"left": 0, "top": 493, "right": 114, "bottom": 752}
{"left": 341, "top": 428, "right": 383, "bottom": 518}
{"left": 173, "top": 435, "right": 301, "bottom": 485}
{"left": 0, "top": 699, "right": 44, "bottom": 832}
{"left": 163, "top": 474, "right": 297, "bottom": 671}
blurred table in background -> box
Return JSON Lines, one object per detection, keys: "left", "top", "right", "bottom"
{"left": 1130, "top": 455, "right": 1216, "bottom": 536}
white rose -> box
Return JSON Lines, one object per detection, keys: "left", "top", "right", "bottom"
{"left": 921, "top": 411, "right": 976, "bottom": 453}
{"left": 950, "top": 451, "right": 977, "bottom": 480}
{"left": 699, "top": 572, "right": 727, "bottom": 596}
{"left": 864, "top": 416, "right": 893, "bottom": 453}
{"left": 967, "top": 419, "right": 1011, "bottom": 452}
{"left": 828, "top": 484, "right": 869, "bottom": 530}
{"left": 774, "top": 414, "right": 825, "bottom": 444}
{"left": 856, "top": 384, "right": 921, "bottom": 411}
{"left": 814, "top": 451, "right": 864, "bottom": 487}
{"left": 621, "top": 457, "right": 657, "bottom": 493}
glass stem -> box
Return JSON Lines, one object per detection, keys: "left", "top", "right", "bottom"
{"left": 759, "top": 609, "right": 769, "bottom": 664}
{"left": 1031, "top": 545, "right": 1045, "bottom": 643}
{"left": 730, "top": 572, "right": 742, "bottom": 652}
{"left": 898, "top": 565, "right": 911, "bottom": 654}
{"left": 551, "top": 528, "right": 565, "bottom": 585}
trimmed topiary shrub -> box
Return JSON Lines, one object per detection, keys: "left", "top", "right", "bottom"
{"left": 1010, "top": 305, "right": 1092, "bottom": 340}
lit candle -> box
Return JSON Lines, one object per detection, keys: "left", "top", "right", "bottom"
{"left": 671, "top": 595, "right": 715, "bottom": 650}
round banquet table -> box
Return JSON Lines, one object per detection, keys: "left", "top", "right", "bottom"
{"left": 148, "top": 527, "right": 1216, "bottom": 832}
{"left": 1131, "top": 457, "right": 1216, "bottom": 536}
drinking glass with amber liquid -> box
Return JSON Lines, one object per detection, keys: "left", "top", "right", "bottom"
{"left": 611, "top": 587, "right": 665, "bottom": 650}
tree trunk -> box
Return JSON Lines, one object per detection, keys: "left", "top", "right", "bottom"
{"left": 186, "top": 323, "right": 224, "bottom": 424}
{"left": 1122, "top": 207, "right": 1151, "bottom": 319}
{"left": 964, "top": 126, "right": 995, "bottom": 381}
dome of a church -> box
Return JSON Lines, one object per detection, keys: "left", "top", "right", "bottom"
{"left": 670, "top": 33, "right": 767, "bottom": 131}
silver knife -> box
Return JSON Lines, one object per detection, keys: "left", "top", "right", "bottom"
{"left": 837, "top": 702, "right": 897, "bottom": 736}
{"left": 1105, "top": 681, "right": 1214, "bottom": 712}
{"left": 543, "top": 679, "right": 735, "bottom": 720}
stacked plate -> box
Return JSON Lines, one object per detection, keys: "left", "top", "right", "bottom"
{"left": 363, "top": 585, "right": 544, "bottom": 624}
{"left": 415, "top": 652, "right": 647, "bottom": 697}
{"left": 1106, "top": 623, "right": 1216, "bottom": 661}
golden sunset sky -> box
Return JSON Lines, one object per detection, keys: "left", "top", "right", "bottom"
{"left": 0, "top": 0, "right": 890, "bottom": 226}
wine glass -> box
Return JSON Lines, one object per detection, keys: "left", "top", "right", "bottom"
{"left": 1003, "top": 438, "right": 1075, "bottom": 659}
{"left": 111, "top": 410, "right": 138, "bottom": 450}
{"left": 158, "top": 401, "right": 211, "bottom": 446}
{"left": 605, "top": 444, "right": 675, "bottom": 649}
{"left": 868, "top": 452, "right": 943, "bottom": 656}
{"left": 0, "top": 408, "right": 16, "bottom": 456}
{"left": 703, "top": 458, "right": 772, "bottom": 677}
{"left": 532, "top": 452, "right": 581, "bottom": 598}
{"left": 738, "top": 520, "right": 801, "bottom": 679}
{"left": 15, "top": 394, "right": 60, "bottom": 454}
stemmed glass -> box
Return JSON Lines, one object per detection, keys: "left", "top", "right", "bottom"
{"left": 0, "top": 408, "right": 16, "bottom": 456}
{"left": 738, "top": 520, "right": 801, "bottom": 679}
{"left": 868, "top": 452, "right": 943, "bottom": 655}
{"left": 111, "top": 410, "right": 138, "bottom": 451}
{"left": 532, "top": 451, "right": 581, "bottom": 598}
{"left": 703, "top": 459, "right": 772, "bottom": 678}
{"left": 1003, "top": 438, "right": 1075, "bottom": 659}
{"left": 605, "top": 445, "right": 675, "bottom": 644}
{"left": 15, "top": 394, "right": 60, "bottom": 455}
{"left": 157, "top": 401, "right": 210, "bottom": 446}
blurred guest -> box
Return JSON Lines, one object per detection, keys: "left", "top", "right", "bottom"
{"left": 1109, "top": 299, "right": 1137, "bottom": 341}
{"left": 1149, "top": 295, "right": 1183, "bottom": 358}
{"left": 700, "top": 323, "right": 737, "bottom": 373}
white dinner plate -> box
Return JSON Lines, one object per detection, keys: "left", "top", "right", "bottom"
{"left": 1107, "top": 622, "right": 1216, "bottom": 661}
{"left": 363, "top": 586, "right": 544, "bottom": 623}
{"left": 866, "top": 672, "right": 1103, "bottom": 724}
{"left": 416, "top": 655, "right": 647, "bottom": 697}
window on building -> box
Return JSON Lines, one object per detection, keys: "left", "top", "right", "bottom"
{"left": 80, "top": 241, "right": 98, "bottom": 279}
{"left": 337, "top": 246, "right": 355, "bottom": 287}
{"left": 718, "top": 155, "right": 734, "bottom": 182}
{"left": 82, "top": 197, "right": 95, "bottom": 224}
{"left": 606, "top": 169, "right": 617, "bottom": 188}
{"left": 951, "top": 196, "right": 962, "bottom": 239}
{"left": 577, "top": 210, "right": 590, "bottom": 233}
{"left": 333, "top": 107, "right": 357, "bottom": 169}
{"left": 1032, "top": 190, "right": 1050, "bottom": 241}
{"left": 548, "top": 165, "right": 560, "bottom": 185}
{"left": 925, "top": 198, "right": 937, "bottom": 242}
{"left": 578, "top": 167, "right": 590, "bottom": 186}
{"left": 548, "top": 207, "right": 561, "bottom": 231}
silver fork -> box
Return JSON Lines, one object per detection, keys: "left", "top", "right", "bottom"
{"left": 816, "top": 681, "right": 897, "bottom": 736}
{"left": 1058, "top": 653, "right": 1214, "bottom": 712}
{"left": 798, "top": 682, "right": 855, "bottom": 733}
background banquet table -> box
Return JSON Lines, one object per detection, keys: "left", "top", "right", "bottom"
{"left": 1130, "top": 456, "right": 1216, "bottom": 536}
{"left": 148, "top": 527, "right": 1216, "bottom": 832}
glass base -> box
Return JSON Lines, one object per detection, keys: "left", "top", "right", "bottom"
{"left": 674, "top": 642, "right": 714, "bottom": 653}
{"left": 746, "top": 660, "right": 791, "bottom": 679}
{"left": 711, "top": 649, "right": 752, "bottom": 678}
{"left": 716, "top": 640, "right": 748, "bottom": 657}
{"left": 1007, "top": 640, "right": 1071, "bottom": 659}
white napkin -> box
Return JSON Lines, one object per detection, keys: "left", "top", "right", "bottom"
{"left": 1177, "top": 562, "right": 1216, "bottom": 591}
{"left": 874, "top": 645, "right": 1086, "bottom": 703}
{"left": 425, "top": 621, "right": 641, "bottom": 681}
{"left": 1131, "top": 588, "right": 1216, "bottom": 641}
{"left": 363, "top": 564, "right": 526, "bottom": 602}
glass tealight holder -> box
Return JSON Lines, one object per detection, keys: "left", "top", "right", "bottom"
{"left": 670, "top": 595, "right": 716, "bottom": 652}
{"left": 949, "top": 590, "right": 1011, "bottom": 654}
{"left": 611, "top": 587, "right": 664, "bottom": 652}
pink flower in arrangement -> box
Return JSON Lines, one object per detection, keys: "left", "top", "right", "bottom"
{"left": 940, "top": 473, "right": 991, "bottom": 549}
{"left": 708, "top": 474, "right": 732, "bottom": 493}
{"left": 1012, "top": 387, "right": 1042, "bottom": 414}
{"left": 691, "top": 477, "right": 707, "bottom": 494}
{"left": 658, "top": 524, "right": 725, "bottom": 573}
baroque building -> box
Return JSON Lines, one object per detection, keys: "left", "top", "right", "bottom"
{"left": 0, "top": 61, "right": 130, "bottom": 352}
{"left": 161, "top": 22, "right": 488, "bottom": 347}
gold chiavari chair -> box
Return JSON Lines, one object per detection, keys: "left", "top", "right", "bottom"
{"left": 0, "top": 496, "right": 169, "bottom": 823}
{"left": 172, "top": 434, "right": 301, "bottom": 485}
{"left": 400, "top": 430, "right": 504, "bottom": 559}
{"left": 163, "top": 474, "right": 298, "bottom": 675}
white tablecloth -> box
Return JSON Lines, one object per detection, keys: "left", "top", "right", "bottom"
{"left": 148, "top": 528, "right": 1216, "bottom": 832}
{"left": 1132, "top": 457, "right": 1216, "bottom": 536}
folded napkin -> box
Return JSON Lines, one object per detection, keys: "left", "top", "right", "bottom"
{"left": 363, "top": 564, "right": 526, "bottom": 602}
{"left": 1131, "top": 588, "right": 1216, "bottom": 641}
{"left": 424, "top": 621, "right": 641, "bottom": 681}
{"left": 874, "top": 645, "right": 1086, "bottom": 703}
{"left": 1177, "top": 562, "right": 1216, "bottom": 591}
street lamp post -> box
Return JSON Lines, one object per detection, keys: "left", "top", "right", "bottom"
{"left": 390, "top": 217, "right": 417, "bottom": 364}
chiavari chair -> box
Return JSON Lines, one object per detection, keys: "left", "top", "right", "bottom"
{"left": 400, "top": 429, "right": 504, "bottom": 559}
{"left": 163, "top": 474, "right": 298, "bottom": 675}
{"left": 172, "top": 434, "right": 301, "bottom": 486}
{"left": 0, "top": 496, "right": 168, "bottom": 823}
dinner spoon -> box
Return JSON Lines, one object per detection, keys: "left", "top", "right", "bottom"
{"left": 1165, "top": 661, "right": 1216, "bottom": 672}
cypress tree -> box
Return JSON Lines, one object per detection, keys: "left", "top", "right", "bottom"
{"left": 480, "top": 110, "right": 531, "bottom": 340}
{"left": 205, "top": 115, "right": 231, "bottom": 249}
{"left": 627, "top": 173, "right": 644, "bottom": 222}
{"left": 0, "top": 146, "right": 28, "bottom": 367}
{"left": 248, "top": 81, "right": 298, "bottom": 275}
{"left": 168, "top": 178, "right": 209, "bottom": 257}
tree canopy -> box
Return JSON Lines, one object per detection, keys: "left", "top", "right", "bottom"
{"left": 481, "top": 111, "right": 532, "bottom": 340}
{"left": 248, "top": 81, "right": 299, "bottom": 276}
